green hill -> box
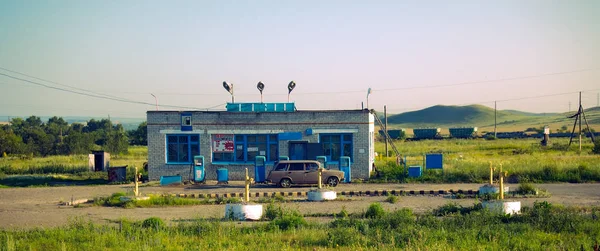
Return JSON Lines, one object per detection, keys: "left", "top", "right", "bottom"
{"left": 386, "top": 105, "right": 525, "bottom": 127}
{"left": 383, "top": 105, "right": 600, "bottom": 132}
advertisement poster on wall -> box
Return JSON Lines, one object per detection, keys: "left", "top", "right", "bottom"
{"left": 212, "top": 134, "right": 234, "bottom": 152}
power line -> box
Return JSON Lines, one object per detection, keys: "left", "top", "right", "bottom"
{"left": 0, "top": 66, "right": 136, "bottom": 102}
{"left": 68, "top": 67, "right": 600, "bottom": 97}
{"left": 0, "top": 72, "right": 212, "bottom": 110}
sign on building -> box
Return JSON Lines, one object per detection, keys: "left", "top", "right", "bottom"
{"left": 212, "top": 134, "right": 234, "bottom": 152}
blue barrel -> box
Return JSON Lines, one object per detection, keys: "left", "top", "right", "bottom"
{"left": 408, "top": 166, "right": 422, "bottom": 178}
{"left": 255, "top": 166, "right": 266, "bottom": 183}
{"left": 217, "top": 168, "right": 229, "bottom": 184}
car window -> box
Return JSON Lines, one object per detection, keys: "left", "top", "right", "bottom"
{"left": 306, "top": 163, "right": 319, "bottom": 171}
{"left": 273, "top": 163, "right": 288, "bottom": 171}
{"left": 288, "top": 163, "right": 305, "bottom": 171}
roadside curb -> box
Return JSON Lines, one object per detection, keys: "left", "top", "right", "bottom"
{"left": 167, "top": 189, "right": 478, "bottom": 199}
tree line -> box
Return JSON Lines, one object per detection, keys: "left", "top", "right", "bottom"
{"left": 0, "top": 116, "right": 147, "bottom": 157}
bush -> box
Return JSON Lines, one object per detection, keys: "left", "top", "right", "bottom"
{"left": 385, "top": 195, "right": 399, "bottom": 204}
{"left": 264, "top": 203, "right": 283, "bottom": 221}
{"left": 368, "top": 208, "right": 415, "bottom": 230}
{"left": 365, "top": 203, "right": 385, "bottom": 219}
{"left": 327, "top": 227, "right": 366, "bottom": 247}
{"left": 270, "top": 210, "right": 306, "bottom": 231}
{"left": 515, "top": 183, "right": 538, "bottom": 195}
{"left": 593, "top": 140, "right": 600, "bottom": 154}
{"left": 433, "top": 203, "right": 482, "bottom": 216}
{"left": 337, "top": 206, "right": 349, "bottom": 218}
{"left": 142, "top": 217, "right": 164, "bottom": 229}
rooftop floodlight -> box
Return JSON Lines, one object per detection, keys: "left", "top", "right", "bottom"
{"left": 287, "top": 81, "right": 296, "bottom": 102}
{"left": 257, "top": 81, "right": 265, "bottom": 103}
{"left": 223, "top": 81, "right": 234, "bottom": 103}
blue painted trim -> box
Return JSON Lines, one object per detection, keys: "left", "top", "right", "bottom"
{"left": 279, "top": 132, "right": 302, "bottom": 140}
{"left": 212, "top": 161, "right": 279, "bottom": 166}
{"left": 166, "top": 162, "right": 194, "bottom": 165}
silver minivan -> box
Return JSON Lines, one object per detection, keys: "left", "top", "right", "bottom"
{"left": 266, "top": 160, "right": 344, "bottom": 188}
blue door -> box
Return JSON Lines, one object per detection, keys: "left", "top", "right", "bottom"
{"left": 289, "top": 142, "right": 307, "bottom": 160}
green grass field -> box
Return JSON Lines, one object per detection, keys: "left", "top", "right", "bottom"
{"left": 374, "top": 137, "right": 600, "bottom": 183}
{"left": 1, "top": 202, "right": 599, "bottom": 250}
{"left": 0, "top": 146, "right": 148, "bottom": 187}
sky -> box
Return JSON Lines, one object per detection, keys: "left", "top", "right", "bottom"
{"left": 0, "top": 0, "right": 599, "bottom": 119}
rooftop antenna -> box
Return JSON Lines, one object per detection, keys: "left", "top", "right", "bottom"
{"left": 287, "top": 81, "right": 296, "bottom": 102}
{"left": 257, "top": 81, "right": 265, "bottom": 103}
{"left": 222, "top": 81, "right": 234, "bottom": 103}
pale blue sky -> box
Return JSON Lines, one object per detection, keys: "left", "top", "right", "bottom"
{"left": 1, "top": 0, "right": 599, "bottom": 118}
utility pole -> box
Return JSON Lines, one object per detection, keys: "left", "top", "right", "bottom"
{"left": 494, "top": 101, "right": 497, "bottom": 138}
{"left": 569, "top": 101, "right": 571, "bottom": 112}
{"left": 384, "top": 105, "right": 388, "bottom": 158}
{"left": 597, "top": 93, "right": 599, "bottom": 107}
{"left": 579, "top": 92, "right": 582, "bottom": 153}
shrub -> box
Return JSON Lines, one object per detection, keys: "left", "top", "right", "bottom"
{"left": 270, "top": 210, "right": 306, "bottom": 231}
{"left": 593, "top": 140, "right": 600, "bottom": 154}
{"left": 142, "top": 217, "right": 164, "bottom": 229}
{"left": 365, "top": 203, "right": 385, "bottom": 219}
{"left": 337, "top": 206, "right": 349, "bottom": 218}
{"left": 385, "top": 195, "right": 399, "bottom": 204}
{"left": 264, "top": 203, "right": 283, "bottom": 221}
{"left": 327, "top": 227, "right": 366, "bottom": 247}
{"left": 516, "top": 183, "right": 538, "bottom": 195}
{"left": 433, "top": 203, "right": 482, "bottom": 216}
{"left": 369, "top": 208, "right": 415, "bottom": 230}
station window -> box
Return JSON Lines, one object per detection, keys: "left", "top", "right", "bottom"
{"left": 166, "top": 134, "right": 200, "bottom": 163}
{"left": 320, "top": 133, "right": 352, "bottom": 161}
{"left": 212, "top": 134, "right": 278, "bottom": 163}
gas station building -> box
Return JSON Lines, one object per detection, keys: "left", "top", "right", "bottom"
{"left": 146, "top": 103, "right": 375, "bottom": 182}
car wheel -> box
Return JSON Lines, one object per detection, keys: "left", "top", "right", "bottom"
{"left": 279, "top": 178, "right": 292, "bottom": 188}
{"left": 326, "top": 177, "right": 339, "bottom": 187}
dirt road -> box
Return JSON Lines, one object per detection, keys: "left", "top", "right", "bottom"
{"left": 0, "top": 182, "right": 598, "bottom": 230}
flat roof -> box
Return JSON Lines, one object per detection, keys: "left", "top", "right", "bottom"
{"left": 147, "top": 109, "right": 370, "bottom": 114}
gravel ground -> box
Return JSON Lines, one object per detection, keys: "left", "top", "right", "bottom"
{"left": 0, "top": 182, "right": 599, "bottom": 230}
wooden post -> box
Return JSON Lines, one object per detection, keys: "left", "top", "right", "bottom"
{"left": 318, "top": 167, "right": 323, "bottom": 189}
{"left": 489, "top": 162, "right": 494, "bottom": 185}
{"left": 134, "top": 166, "right": 139, "bottom": 197}
{"left": 499, "top": 164, "right": 504, "bottom": 200}
{"left": 244, "top": 168, "right": 252, "bottom": 203}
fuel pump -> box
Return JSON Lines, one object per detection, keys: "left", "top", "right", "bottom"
{"left": 340, "top": 156, "right": 351, "bottom": 183}
{"left": 192, "top": 155, "right": 205, "bottom": 183}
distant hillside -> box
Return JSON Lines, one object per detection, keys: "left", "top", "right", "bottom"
{"left": 502, "top": 110, "right": 559, "bottom": 117}
{"left": 383, "top": 105, "right": 600, "bottom": 132}
{"left": 386, "top": 105, "right": 525, "bottom": 127}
